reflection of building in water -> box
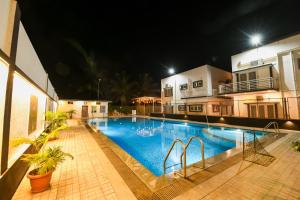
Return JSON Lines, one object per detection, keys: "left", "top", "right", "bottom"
{"left": 90, "top": 118, "right": 108, "bottom": 131}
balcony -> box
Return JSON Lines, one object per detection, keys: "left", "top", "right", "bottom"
{"left": 218, "top": 77, "right": 279, "bottom": 94}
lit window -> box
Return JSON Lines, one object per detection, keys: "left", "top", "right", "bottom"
{"left": 100, "top": 106, "right": 106, "bottom": 113}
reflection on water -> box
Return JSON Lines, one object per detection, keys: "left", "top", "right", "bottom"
{"left": 88, "top": 117, "right": 264, "bottom": 176}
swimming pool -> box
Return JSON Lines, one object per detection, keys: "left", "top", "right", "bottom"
{"left": 88, "top": 117, "right": 265, "bottom": 176}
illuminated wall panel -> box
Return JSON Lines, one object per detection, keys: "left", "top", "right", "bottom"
{"left": 0, "top": 58, "right": 9, "bottom": 172}
{"left": 8, "top": 72, "right": 47, "bottom": 166}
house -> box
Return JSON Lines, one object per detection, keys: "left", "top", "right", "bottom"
{"left": 0, "top": 1, "right": 58, "bottom": 199}
{"left": 58, "top": 100, "right": 110, "bottom": 119}
{"left": 218, "top": 33, "right": 300, "bottom": 119}
{"left": 161, "top": 65, "right": 233, "bottom": 116}
{"left": 132, "top": 96, "right": 161, "bottom": 115}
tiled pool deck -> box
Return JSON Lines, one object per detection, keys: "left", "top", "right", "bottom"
{"left": 12, "top": 120, "right": 300, "bottom": 200}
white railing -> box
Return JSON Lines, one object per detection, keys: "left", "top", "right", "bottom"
{"left": 218, "top": 77, "right": 279, "bottom": 94}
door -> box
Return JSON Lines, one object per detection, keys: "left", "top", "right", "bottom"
{"left": 258, "top": 105, "right": 265, "bottom": 118}
{"left": 248, "top": 71, "right": 257, "bottom": 91}
{"left": 239, "top": 73, "right": 247, "bottom": 91}
{"left": 267, "top": 104, "right": 275, "bottom": 119}
{"left": 250, "top": 105, "right": 257, "bottom": 118}
{"left": 82, "top": 106, "right": 89, "bottom": 118}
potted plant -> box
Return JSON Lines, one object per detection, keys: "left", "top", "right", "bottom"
{"left": 292, "top": 139, "right": 300, "bottom": 152}
{"left": 22, "top": 146, "right": 73, "bottom": 192}
{"left": 66, "top": 109, "right": 76, "bottom": 119}
{"left": 45, "top": 111, "right": 68, "bottom": 133}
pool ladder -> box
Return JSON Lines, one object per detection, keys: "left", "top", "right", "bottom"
{"left": 263, "top": 121, "right": 280, "bottom": 134}
{"left": 163, "top": 136, "right": 205, "bottom": 178}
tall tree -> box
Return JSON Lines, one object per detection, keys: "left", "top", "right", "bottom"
{"left": 111, "top": 71, "right": 136, "bottom": 105}
{"left": 138, "top": 73, "right": 159, "bottom": 96}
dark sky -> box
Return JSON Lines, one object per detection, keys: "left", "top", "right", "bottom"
{"left": 18, "top": 0, "right": 300, "bottom": 99}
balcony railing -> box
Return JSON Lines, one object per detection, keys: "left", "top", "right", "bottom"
{"left": 218, "top": 77, "right": 279, "bottom": 94}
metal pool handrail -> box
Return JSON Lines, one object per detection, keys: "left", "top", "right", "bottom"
{"left": 163, "top": 138, "right": 185, "bottom": 175}
{"left": 180, "top": 136, "right": 205, "bottom": 177}
{"left": 263, "top": 121, "right": 280, "bottom": 134}
{"left": 164, "top": 136, "right": 205, "bottom": 178}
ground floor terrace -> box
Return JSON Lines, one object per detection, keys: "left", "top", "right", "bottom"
{"left": 11, "top": 118, "right": 300, "bottom": 200}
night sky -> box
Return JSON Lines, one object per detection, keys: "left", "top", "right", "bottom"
{"left": 18, "top": 0, "right": 300, "bottom": 100}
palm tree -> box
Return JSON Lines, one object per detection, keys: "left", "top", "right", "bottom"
{"left": 111, "top": 71, "right": 136, "bottom": 105}
{"left": 66, "top": 39, "right": 101, "bottom": 78}
{"left": 138, "top": 73, "right": 159, "bottom": 96}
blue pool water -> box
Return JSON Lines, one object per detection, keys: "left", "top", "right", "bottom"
{"left": 88, "top": 117, "right": 265, "bottom": 176}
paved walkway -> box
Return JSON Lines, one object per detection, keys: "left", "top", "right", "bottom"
{"left": 174, "top": 132, "right": 300, "bottom": 200}
{"left": 12, "top": 121, "right": 136, "bottom": 200}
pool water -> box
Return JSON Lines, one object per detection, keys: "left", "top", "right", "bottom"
{"left": 88, "top": 117, "right": 264, "bottom": 176}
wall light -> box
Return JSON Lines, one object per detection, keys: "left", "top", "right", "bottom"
{"left": 168, "top": 68, "right": 175, "bottom": 75}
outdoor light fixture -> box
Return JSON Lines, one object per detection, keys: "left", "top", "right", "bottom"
{"left": 250, "top": 34, "right": 262, "bottom": 46}
{"left": 168, "top": 68, "right": 175, "bottom": 75}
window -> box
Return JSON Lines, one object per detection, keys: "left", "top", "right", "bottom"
{"left": 164, "top": 87, "right": 173, "bottom": 97}
{"left": 212, "top": 104, "right": 220, "bottom": 112}
{"left": 179, "top": 83, "right": 188, "bottom": 90}
{"left": 96, "top": 101, "right": 101, "bottom": 105}
{"left": 28, "top": 95, "right": 38, "bottom": 134}
{"left": 100, "top": 106, "right": 106, "bottom": 113}
{"left": 193, "top": 80, "right": 203, "bottom": 88}
{"left": 178, "top": 105, "right": 186, "bottom": 111}
{"left": 67, "top": 101, "right": 73, "bottom": 104}
{"left": 189, "top": 104, "right": 203, "bottom": 112}
{"left": 91, "top": 106, "right": 97, "bottom": 113}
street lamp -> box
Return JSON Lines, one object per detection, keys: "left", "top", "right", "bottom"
{"left": 97, "top": 78, "right": 101, "bottom": 101}
{"left": 167, "top": 67, "right": 176, "bottom": 114}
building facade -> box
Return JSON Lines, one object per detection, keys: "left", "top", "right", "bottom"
{"left": 58, "top": 100, "right": 109, "bottom": 119}
{"left": 161, "top": 65, "right": 233, "bottom": 116}
{"left": 218, "top": 33, "right": 300, "bottom": 119}
{"left": 0, "top": 1, "right": 58, "bottom": 199}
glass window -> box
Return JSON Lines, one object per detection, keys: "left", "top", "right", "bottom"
{"left": 92, "top": 106, "right": 97, "bottom": 113}
{"left": 178, "top": 105, "right": 186, "bottom": 111}
{"left": 189, "top": 104, "right": 203, "bottom": 112}
{"left": 212, "top": 104, "right": 220, "bottom": 112}
{"left": 193, "top": 80, "right": 203, "bottom": 88}
{"left": 164, "top": 87, "right": 173, "bottom": 97}
{"left": 100, "top": 106, "right": 106, "bottom": 113}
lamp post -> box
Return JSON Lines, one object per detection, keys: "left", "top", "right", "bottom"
{"left": 168, "top": 67, "right": 176, "bottom": 114}
{"left": 97, "top": 78, "right": 101, "bottom": 101}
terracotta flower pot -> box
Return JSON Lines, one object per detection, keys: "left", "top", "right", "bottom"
{"left": 27, "top": 170, "right": 53, "bottom": 193}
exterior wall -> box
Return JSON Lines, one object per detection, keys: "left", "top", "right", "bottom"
{"left": 0, "top": 58, "right": 9, "bottom": 168}
{"left": 15, "top": 23, "right": 48, "bottom": 90}
{"left": 227, "top": 33, "right": 300, "bottom": 119}
{"left": 0, "top": 1, "right": 59, "bottom": 198}
{"left": 58, "top": 100, "right": 109, "bottom": 119}
{"left": 231, "top": 34, "right": 300, "bottom": 72}
{"left": 161, "top": 65, "right": 232, "bottom": 116}
{"left": 8, "top": 72, "right": 47, "bottom": 166}
{"left": 0, "top": 0, "right": 16, "bottom": 55}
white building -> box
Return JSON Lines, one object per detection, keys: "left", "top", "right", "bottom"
{"left": 161, "top": 65, "right": 232, "bottom": 116}
{"left": 218, "top": 33, "right": 300, "bottom": 119}
{"left": 58, "top": 100, "right": 110, "bottom": 119}
{"left": 0, "top": 1, "right": 58, "bottom": 198}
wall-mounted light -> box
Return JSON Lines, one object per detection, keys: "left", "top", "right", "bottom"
{"left": 250, "top": 34, "right": 262, "bottom": 47}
